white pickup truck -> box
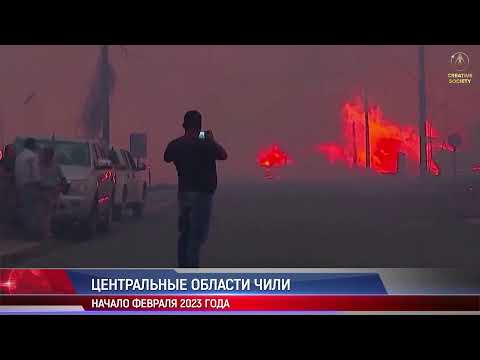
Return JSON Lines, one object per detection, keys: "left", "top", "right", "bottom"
{"left": 14, "top": 136, "right": 115, "bottom": 239}
{"left": 108, "top": 148, "right": 148, "bottom": 221}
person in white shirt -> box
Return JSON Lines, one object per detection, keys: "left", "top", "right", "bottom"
{"left": 14, "top": 138, "right": 41, "bottom": 238}
{"left": 38, "top": 147, "right": 66, "bottom": 242}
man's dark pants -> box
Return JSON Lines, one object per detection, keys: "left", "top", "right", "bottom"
{"left": 177, "top": 192, "right": 213, "bottom": 268}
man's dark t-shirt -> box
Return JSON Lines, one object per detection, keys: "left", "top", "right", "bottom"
{"left": 164, "top": 136, "right": 224, "bottom": 193}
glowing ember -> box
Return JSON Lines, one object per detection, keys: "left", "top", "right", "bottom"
{"left": 316, "top": 97, "right": 443, "bottom": 175}
{"left": 257, "top": 144, "right": 291, "bottom": 169}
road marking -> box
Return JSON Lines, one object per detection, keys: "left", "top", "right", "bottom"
{"left": 464, "top": 218, "right": 480, "bottom": 225}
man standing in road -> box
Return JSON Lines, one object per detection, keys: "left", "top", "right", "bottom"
{"left": 164, "top": 110, "right": 228, "bottom": 267}
{"left": 14, "top": 138, "right": 41, "bottom": 239}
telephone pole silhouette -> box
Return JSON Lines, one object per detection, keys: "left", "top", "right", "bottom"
{"left": 418, "top": 45, "right": 428, "bottom": 177}
{"left": 100, "top": 45, "right": 111, "bottom": 147}
{"left": 364, "top": 89, "right": 371, "bottom": 169}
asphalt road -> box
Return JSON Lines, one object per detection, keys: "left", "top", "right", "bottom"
{"left": 18, "top": 180, "right": 480, "bottom": 269}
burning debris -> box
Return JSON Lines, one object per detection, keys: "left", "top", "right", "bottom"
{"left": 315, "top": 97, "right": 448, "bottom": 176}
{"left": 257, "top": 144, "right": 292, "bottom": 180}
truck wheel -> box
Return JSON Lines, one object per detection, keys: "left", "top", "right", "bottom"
{"left": 132, "top": 203, "right": 144, "bottom": 218}
{"left": 52, "top": 222, "right": 68, "bottom": 239}
{"left": 133, "top": 185, "right": 147, "bottom": 218}
{"left": 113, "top": 186, "right": 127, "bottom": 221}
{"left": 80, "top": 203, "right": 98, "bottom": 240}
{"left": 98, "top": 200, "right": 112, "bottom": 233}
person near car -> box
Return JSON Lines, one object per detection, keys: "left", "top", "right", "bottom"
{"left": 0, "top": 144, "right": 17, "bottom": 227}
{"left": 38, "top": 146, "right": 66, "bottom": 242}
{"left": 164, "top": 110, "right": 228, "bottom": 268}
{"left": 14, "top": 138, "right": 42, "bottom": 239}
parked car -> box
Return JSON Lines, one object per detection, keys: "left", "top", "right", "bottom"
{"left": 14, "top": 136, "right": 115, "bottom": 239}
{"left": 108, "top": 147, "right": 148, "bottom": 220}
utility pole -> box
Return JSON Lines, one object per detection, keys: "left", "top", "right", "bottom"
{"left": 0, "top": 106, "right": 4, "bottom": 147}
{"left": 364, "top": 89, "right": 371, "bottom": 169}
{"left": 352, "top": 121, "right": 358, "bottom": 166}
{"left": 418, "top": 45, "right": 428, "bottom": 177}
{"left": 101, "top": 45, "right": 111, "bottom": 148}
{"left": 148, "top": 164, "right": 152, "bottom": 187}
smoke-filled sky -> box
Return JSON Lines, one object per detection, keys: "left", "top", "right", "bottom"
{"left": 0, "top": 45, "right": 479, "bottom": 183}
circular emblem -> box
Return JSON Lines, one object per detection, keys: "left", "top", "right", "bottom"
{"left": 450, "top": 52, "right": 470, "bottom": 71}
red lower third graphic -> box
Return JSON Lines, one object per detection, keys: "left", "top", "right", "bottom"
{"left": 1, "top": 295, "right": 479, "bottom": 312}
{"left": 0, "top": 269, "right": 75, "bottom": 295}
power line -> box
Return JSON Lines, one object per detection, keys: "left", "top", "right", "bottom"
{"left": 382, "top": 48, "right": 450, "bottom": 116}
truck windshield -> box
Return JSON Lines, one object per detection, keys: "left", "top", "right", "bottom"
{"left": 15, "top": 139, "right": 91, "bottom": 167}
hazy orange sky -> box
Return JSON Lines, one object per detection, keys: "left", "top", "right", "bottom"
{"left": 0, "top": 45, "right": 478, "bottom": 183}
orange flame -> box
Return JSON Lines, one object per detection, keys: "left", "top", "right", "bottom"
{"left": 316, "top": 97, "right": 443, "bottom": 175}
{"left": 257, "top": 144, "right": 291, "bottom": 169}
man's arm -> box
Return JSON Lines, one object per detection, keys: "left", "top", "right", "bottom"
{"left": 207, "top": 131, "right": 227, "bottom": 160}
{"left": 212, "top": 141, "right": 228, "bottom": 161}
{"left": 164, "top": 142, "right": 174, "bottom": 163}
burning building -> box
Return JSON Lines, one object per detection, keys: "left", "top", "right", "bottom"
{"left": 316, "top": 97, "right": 446, "bottom": 176}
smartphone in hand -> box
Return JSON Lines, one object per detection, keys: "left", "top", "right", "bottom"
{"left": 198, "top": 130, "right": 212, "bottom": 141}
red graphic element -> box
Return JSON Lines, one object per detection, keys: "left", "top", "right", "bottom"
{"left": 315, "top": 97, "right": 446, "bottom": 176}
{"left": 0, "top": 269, "right": 75, "bottom": 294}
{"left": 1, "top": 295, "right": 479, "bottom": 312}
